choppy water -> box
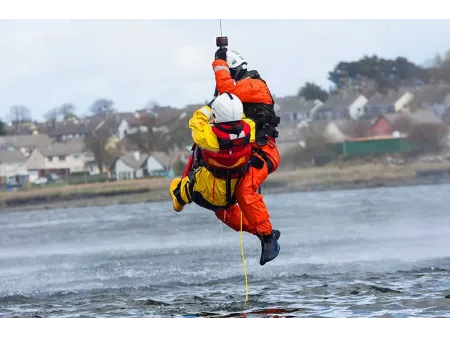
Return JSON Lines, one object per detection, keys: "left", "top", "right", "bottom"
{"left": 1, "top": 184, "right": 450, "bottom": 318}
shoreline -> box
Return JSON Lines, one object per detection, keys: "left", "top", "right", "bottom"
{"left": 1, "top": 163, "right": 450, "bottom": 213}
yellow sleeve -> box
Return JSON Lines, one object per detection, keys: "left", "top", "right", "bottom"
{"left": 243, "top": 117, "right": 257, "bottom": 143}
{"left": 188, "top": 106, "right": 220, "bottom": 151}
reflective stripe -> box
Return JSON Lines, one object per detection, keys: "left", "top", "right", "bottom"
{"left": 199, "top": 107, "right": 211, "bottom": 119}
{"left": 213, "top": 66, "right": 230, "bottom": 73}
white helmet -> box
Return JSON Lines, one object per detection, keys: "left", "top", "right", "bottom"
{"left": 211, "top": 93, "right": 243, "bottom": 123}
{"left": 227, "top": 50, "right": 247, "bottom": 70}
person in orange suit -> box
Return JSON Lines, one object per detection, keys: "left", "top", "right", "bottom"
{"left": 211, "top": 47, "right": 282, "bottom": 265}
{"left": 169, "top": 92, "right": 280, "bottom": 266}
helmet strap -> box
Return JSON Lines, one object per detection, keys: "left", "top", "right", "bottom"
{"left": 230, "top": 63, "right": 247, "bottom": 81}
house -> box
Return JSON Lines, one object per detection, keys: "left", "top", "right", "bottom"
{"left": 371, "top": 110, "right": 442, "bottom": 137}
{"left": 117, "top": 111, "right": 157, "bottom": 139}
{"left": 323, "top": 119, "right": 373, "bottom": 143}
{"left": 152, "top": 106, "right": 184, "bottom": 126}
{"left": 26, "top": 139, "right": 99, "bottom": 180}
{"left": 3, "top": 120, "right": 40, "bottom": 136}
{"left": 109, "top": 151, "right": 168, "bottom": 180}
{"left": 410, "top": 84, "right": 450, "bottom": 117}
{"left": 0, "top": 134, "right": 51, "bottom": 156}
{"left": 362, "top": 89, "right": 414, "bottom": 120}
{"left": 37, "top": 115, "right": 113, "bottom": 142}
{"left": 0, "top": 149, "right": 29, "bottom": 186}
{"left": 274, "top": 96, "right": 323, "bottom": 125}
{"left": 314, "top": 92, "right": 368, "bottom": 121}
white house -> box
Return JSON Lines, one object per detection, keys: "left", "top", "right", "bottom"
{"left": 27, "top": 139, "right": 100, "bottom": 179}
{"left": 109, "top": 151, "right": 168, "bottom": 180}
{"left": 362, "top": 89, "right": 414, "bottom": 120}
{"left": 314, "top": 93, "right": 368, "bottom": 121}
{"left": 117, "top": 112, "right": 156, "bottom": 139}
{"left": 348, "top": 95, "right": 370, "bottom": 119}
{"left": 0, "top": 149, "right": 29, "bottom": 186}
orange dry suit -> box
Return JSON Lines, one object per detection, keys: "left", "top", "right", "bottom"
{"left": 212, "top": 59, "right": 281, "bottom": 236}
{"left": 171, "top": 104, "right": 257, "bottom": 212}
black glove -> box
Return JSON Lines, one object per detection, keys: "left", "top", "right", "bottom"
{"left": 215, "top": 47, "right": 227, "bottom": 61}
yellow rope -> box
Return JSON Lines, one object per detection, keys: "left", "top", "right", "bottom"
{"left": 240, "top": 211, "right": 249, "bottom": 303}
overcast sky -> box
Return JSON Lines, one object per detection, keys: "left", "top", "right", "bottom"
{"left": 1, "top": 19, "right": 450, "bottom": 122}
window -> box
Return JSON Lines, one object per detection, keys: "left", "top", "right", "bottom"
{"left": 47, "top": 156, "right": 53, "bottom": 162}
{"left": 58, "top": 156, "right": 66, "bottom": 161}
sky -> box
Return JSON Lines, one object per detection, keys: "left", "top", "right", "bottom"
{"left": 1, "top": 19, "right": 450, "bottom": 122}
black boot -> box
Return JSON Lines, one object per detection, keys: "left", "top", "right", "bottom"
{"left": 258, "top": 230, "right": 281, "bottom": 266}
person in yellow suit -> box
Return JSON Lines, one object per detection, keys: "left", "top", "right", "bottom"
{"left": 169, "top": 92, "right": 280, "bottom": 266}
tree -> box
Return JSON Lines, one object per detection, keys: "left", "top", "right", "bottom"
{"left": 89, "top": 99, "right": 115, "bottom": 115}
{"left": 298, "top": 82, "right": 329, "bottom": 102}
{"left": 84, "top": 124, "right": 115, "bottom": 173}
{"left": 144, "top": 100, "right": 160, "bottom": 110}
{"left": 45, "top": 108, "right": 59, "bottom": 123}
{"left": 8, "top": 105, "right": 31, "bottom": 134}
{"left": 0, "top": 119, "right": 5, "bottom": 136}
{"left": 327, "top": 55, "right": 430, "bottom": 92}
{"left": 45, "top": 103, "right": 78, "bottom": 123}
{"left": 59, "top": 103, "right": 77, "bottom": 120}
{"left": 126, "top": 114, "right": 161, "bottom": 153}
{"left": 407, "top": 123, "right": 448, "bottom": 154}
{"left": 427, "top": 49, "right": 450, "bottom": 84}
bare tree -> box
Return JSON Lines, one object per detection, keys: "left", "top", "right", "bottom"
{"left": 45, "top": 108, "right": 59, "bottom": 121}
{"left": 45, "top": 103, "right": 77, "bottom": 121}
{"left": 60, "top": 103, "right": 77, "bottom": 120}
{"left": 8, "top": 105, "right": 31, "bottom": 134}
{"left": 89, "top": 99, "right": 115, "bottom": 116}
{"left": 127, "top": 121, "right": 159, "bottom": 153}
{"left": 84, "top": 122, "right": 116, "bottom": 173}
{"left": 0, "top": 119, "right": 5, "bottom": 136}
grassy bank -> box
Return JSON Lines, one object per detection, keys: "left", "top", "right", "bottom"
{"left": 264, "top": 161, "right": 450, "bottom": 192}
{"left": 1, "top": 162, "right": 450, "bottom": 212}
{"left": 0, "top": 177, "right": 172, "bottom": 211}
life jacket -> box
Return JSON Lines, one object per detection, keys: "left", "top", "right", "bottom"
{"left": 200, "top": 120, "right": 252, "bottom": 179}
{"left": 240, "top": 70, "right": 280, "bottom": 146}
{"left": 198, "top": 120, "right": 252, "bottom": 208}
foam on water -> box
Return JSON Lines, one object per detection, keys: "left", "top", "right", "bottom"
{"left": 1, "top": 184, "right": 450, "bottom": 317}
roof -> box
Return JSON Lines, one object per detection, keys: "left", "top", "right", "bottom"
{"left": 366, "top": 89, "right": 410, "bottom": 106}
{"left": 37, "top": 139, "right": 87, "bottom": 157}
{"left": 118, "top": 152, "right": 149, "bottom": 169}
{"left": 47, "top": 120, "right": 87, "bottom": 137}
{"left": 411, "top": 84, "right": 450, "bottom": 106}
{"left": 376, "top": 111, "right": 442, "bottom": 134}
{"left": 0, "top": 149, "right": 27, "bottom": 164}
{"left": 320, "top": 92, "right": 363, "bottom": 110}
{"left": 274, "top": 96, "right": 320, "bottom": 116}
{"left": 119, "top": 111, "right": 158, "bottom": 127}
{"left": 152, "top": 106, "right": 184, "bottom": 125}
{"left": 409, "top": 110, "right": 442, "bottom": 124}
{"left": 0, "top": 134, "right": 51, "bottom": 149}
{"left": 331, "top": 119, "right": 373, "bottom": 138}
{"left": 276, "top": 126, "right": 305, "bottom": 143}
{"left": 150, "top": 151, "right": 170, "bottom": 169}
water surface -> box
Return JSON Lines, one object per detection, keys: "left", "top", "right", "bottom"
{"left": 1, "top": 184, "right": 450, "bottom": 317}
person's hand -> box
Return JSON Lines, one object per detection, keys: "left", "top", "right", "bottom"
{"left": 215, "top": 47, "right": 227, "bottom": 61}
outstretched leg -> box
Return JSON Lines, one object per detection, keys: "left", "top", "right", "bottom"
{"left": 215, "top": 204, "right": 258, "bottom": 235}
{"left": 235, "top": 150, "right": 280, "bottom": 265}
